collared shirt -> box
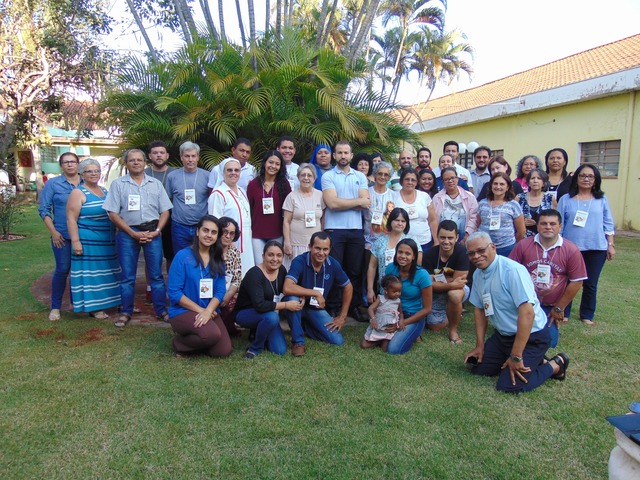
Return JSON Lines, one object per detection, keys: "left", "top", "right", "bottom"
{"left": 38, "top": 175, "right": 81, "bottom": 237}
{"left": 321, "top": 166, "right": 368, "bottom": 229}
{"left": 509, "top": 234, "right": 588, "bottom": 306}
{"left": 208, "top": 159, "right": 256, "bottom": 191}
{"left": 286, "top": 252, "right": 350, "bottom": 295}
{"left": 165, "top": 168, "right": 210, "bottom": 225}
{"left": 470, "top": 255, "right": 547, "bottom": 336}
{"left": 432, "top": 164, "right": 474, "bottom": 189}
{"left": 557, "top": 194, "right": 615, "bottom": 251}
{"left": 103, "top": 174, "right": 172, "bottom": 225}
{"left": 470, "top": 169, "right": 491, "bottom": 198}
{"left": 286, "top": 163, "right": 300, "bottom": 190}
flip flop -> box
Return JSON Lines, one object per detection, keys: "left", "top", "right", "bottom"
{"left": 580, "top": 319, "right": 596, "bottom": 326}
{"left": 157, "top": 312, "right": 170, "bottom": 323}
{"left": 115, "top": 313, "right": 131, "bottom": 328}
{"left": 48, "top": 309, "right": 61, "bottom": 321}
{"left": 89, "top": 311, "right": 109, "bottom": 320}
{"left": 449, "top": 336, "right": 463, "bottom": 345}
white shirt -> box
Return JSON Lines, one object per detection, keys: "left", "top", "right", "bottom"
{"left": 208, "top": 159, "right": 256, "bottom": 191}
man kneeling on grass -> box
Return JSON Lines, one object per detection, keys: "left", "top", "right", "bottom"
{"left": 463, "top": 231, "right": 569, "bottom": 393}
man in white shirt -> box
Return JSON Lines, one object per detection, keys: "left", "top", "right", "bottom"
{"left": 276, "top": 136, "right": 299, "bottom": 190}
{"left": 207, "top": 137, "right": 255, "bottom": 191}
{"left": 434, "top": 141, "right": 473, "bottom": 192}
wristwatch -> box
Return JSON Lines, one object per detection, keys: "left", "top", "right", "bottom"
{"left": 510, "top": 354, "right": 523, "bottom": 363}
{"left": 552, "top": 306, "right": 563, "bottom": 313}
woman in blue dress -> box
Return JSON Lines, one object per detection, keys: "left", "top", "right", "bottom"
{"left": 67, "top": 159, "right": 121, "bottom": 318}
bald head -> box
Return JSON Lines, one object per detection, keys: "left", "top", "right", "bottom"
{"left": 399, "top": 150, "right": 415, "bottom": 169}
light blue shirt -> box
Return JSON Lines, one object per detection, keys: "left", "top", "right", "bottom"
{"left": 103, "top": 174, "right": 173, "bottom": 225}
{"left": 38, "top": 175, "right": 81, "bottom": 238}
{"left": 470, "top": 255, "right": 547, "bottom": 336}
{"left": 470, "top": 169, "right": 491, "bottom": 198}
{"left": 321, "top": 166, "right": 368, "bottom": 230}
{"left": 557, "top": 194, "right": 615, "bottom": 251}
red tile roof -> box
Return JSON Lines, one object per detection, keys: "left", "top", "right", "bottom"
{"left": 398, "top": 33, "right": 640, "bottom": 124}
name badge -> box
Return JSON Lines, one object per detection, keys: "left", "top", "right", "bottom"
{"left": 262, "top": 197, "right": 274, "bottom": 215}
{"left": 304, "top": 210, "right": 316, "bottom": 228}
{"left": 128, "top": 194, "right": 141, "bottom": 211}
{"left": 273, "top": 294, "right": 283, "bottom": 303}
{"left": 225, "top": 271, "right": 233, "bottom": 290}
{"left": 200, "top": 278, "right": 213, "bottom": 299}
{"left": 309, "top": 286, "right": 324, "bottom": 307}
{"left": 573, "top": 210, "right": 589, "bottom": 227}
{"left": 371, "top": 210, "right": 383, "bottom": 225}
{"left": 489, "top": 215, "right": 501, "bottom": 230}
{"left": 535, "top": 264, "right": 551, "bottom": 285}
{"left": 384, "top": 248, "right": 395, "bottom": 266}
{"left": 184, "top": 189, "right": 196, "bottom": 205}
{"left": 407, "top": 206, "right": 418, "bottom": 219}
{"left": 434, "top": 272, "right": 447, "bottom": 283}
{"left": 482, "top": 293, "right": 494, "bottom": 316}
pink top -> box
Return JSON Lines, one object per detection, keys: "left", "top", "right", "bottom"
{"left": 514, "top": 177, "right": 529, "bottom": 192}
{"left": 431, "top": 186, "right": 479, "bottom": 237}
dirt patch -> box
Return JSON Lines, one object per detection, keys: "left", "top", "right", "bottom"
{"left": 75, "top": 327, "right": 106, "bottom": 345}
{"left": 35, "top": 328, "right": 56, "bottom": 337}
{"left": 0, "top": 234, "right": 26, "bottom": 242}
{"left": 17, "top": 313, "right": 40, "bottom": 320}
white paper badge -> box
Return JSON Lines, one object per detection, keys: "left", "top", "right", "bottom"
{"left": 371, "top": 210, "right": 383, "bottom": 225}
{"left": 273, "top": 294, "right": 283, "bottom": 303}
{"left": 384, "top": 248, "right": 395, "bottom": 266}
{"left": 184, "top": 189, "right": 196, "bottom": 205}
{"left": 309, "top": 286, "right": 324, "bottom": 307}
{"left": 127, "top": 194, "right": 141, "bottom": 211}
{"left": 225, "top": 271, "right": 233, "bottom": 290}
{"left": 200, "top": 278, "right": 213, "bottom": 298}
{"left": 304, "top": 210, "right": 316, "bottom": 228}
{"left": 535, "top": 264, "right": 551, "bottom": 285}
{"left": 407, "top": 206, "right": 418, "bottom": 219}
{"left": 482, "top": 293, "right": 495, "bottom": 316}
{"left": 262, "top": 197, "right": 274, "bottom": 215}
{"left": 434, "top": 272, "right": 447, "bottom": 283}
{"left": 573, "top": 210, "right": 589, "bottom": 227}
{"left": 489, "top": 215, "right": 501, "bottom": 230}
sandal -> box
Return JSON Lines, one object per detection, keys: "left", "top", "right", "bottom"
{"left": 157, "top": 312, "right": 170, "bottom": 323}
{"left": 551, "top": 353, "right": 570, "bottom": 381}
{"left": 89, "top": 311, "right": 109, "bottom": 320}
{"left": 114, "top": 313, "right": 131, "bottom": 328}
{"left": 580, "top": 319, "right": 596, "bottom": 326}
{"left": 448, "top": 336, "right": 463, "bottom": 345}
{"left": 48, "top": 309, "right": 61, "bottom": 321}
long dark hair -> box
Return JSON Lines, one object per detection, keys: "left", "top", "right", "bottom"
{"left": 259, "top": 150, "right": 289, "bottom": 200}
{"left": 192, "top": 215, "right": 225, "bottom": 276}
{"left": 545, "top": 148, "right": 569, "bottom": 179}
{"left": 418, "top": 168, "right": 438, "bottom": 197}
{"left": 393, "top": 238, "right": 419, "bottom": 282}
{"left": 386, "top": 207, "right": 410, "bottom": 233}
{"left": 568, "top": 164, "right": 605, "bottom": 199}
{"left": 487, "top": 172, "right": 516, "bottom": 201}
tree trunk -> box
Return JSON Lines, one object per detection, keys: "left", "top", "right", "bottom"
{"left": 276, "top": 0, "right": 282, "bottom": 36}
{"left": 346, "top": 0, "right": 369, "bottom": 52}
{"left": 199, "top": 0, "right": 219, "bottom": 42}
{"left": 265, "top": 0, "right": 270, "bottom": 33}
{"left": 321, "top": 0, "right": 340, "bottom": 49}
{"left": 316, "top": 0, "right": 330, "bottom": 47}
{"left": 179, "top": 0, "right": 199, "bottom": 40}
{"left": 247, "top": 0, "right": 256, "bottom": 44}
{"left": 125, "top": 0, "right": 158, "bottom": 62}
{"left": 218, "top": 0, "right": 226, "bottom": 41}
{"left": 173, "top": 0, "right": 193, "bottom": 44}
{"left": 390, "top": 22, "right": 408, "bottom": 85}
{"left": 347, "top": 0, "right": 381, "bottom": 65}
{"left": 234, "top": 0, "right": 247, "bottom": 48}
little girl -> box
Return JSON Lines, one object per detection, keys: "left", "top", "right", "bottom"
{"left": 361, "top": 274, "right": 403, "bottom": 351}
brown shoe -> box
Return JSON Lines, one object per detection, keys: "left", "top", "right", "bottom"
{"left": 292, "top": 344, "right": 306, "bottom": 356}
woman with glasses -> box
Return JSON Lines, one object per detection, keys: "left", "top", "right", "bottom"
{"left": 431, "top": 167, "right": 478, "bottom": 244}
{"left": 365, "top": 162, "right": 396, "bottom": 248}
{"left": 282, "top": 163, "right": 325, "bottom": 269}
{"left": 516, "top": 168, "right": 556, "bottom": 237}
{"left": 66, "top": 159, "right": 120, "bottom": 319}
{"left": 38, "top": 152, "right": 82, "bottom": 321}
{"left": 557, "top": 164, "right": 615, "bottom": 325}
{"left": 217, "top": 216, "right": 243, "bottom": 336}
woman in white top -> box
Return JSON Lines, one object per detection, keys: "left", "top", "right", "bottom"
{"left": 393, "top": 168, "right": 438, "bottom": 254}
{"left": 208, "top": 158, "right": 254, "bottom": 276}
{"left": 364, "top": 161, "right": 396, "bottom": 249}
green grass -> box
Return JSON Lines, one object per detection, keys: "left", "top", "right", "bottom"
{"left": 1, "top": 203, "right": 638, "bottom": 479}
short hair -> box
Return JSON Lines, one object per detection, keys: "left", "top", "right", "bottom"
{"left": 467, "top": 231, "right": 492, "bottom": 245}
{"left": 488, "top": 155, "right": 512, "bottom": 176}
{"left": 568, "top": 163, "right": 605, "bottom": 199}
{"left": 443, "top": 140, "right": 459, "bottom": 153}
{"left": 263, "top": 239, "right": 284, "bottom": 255}
{"left": 441, "top": 167, "right": 458, "bottom": 178}
{"left": 537, "top": 209, "right": 562, "bottom": 224}
{"left": 58, "top": 152, "right": 79, "bottom": 165}
{"left": 218, "top": 216, "right": 240, "bottom": 242}
{"left": 370, "top": 152, "right": 384, "bottom": 162}
{"left": 417, "top": 147, "right": 432, "bottom": 157}
{"left": 386, "top": 207, "right": 410, "bottom": 234}
{"left": 179, "top": 141, "right": 200, "bottom": 155}
{"left": 310, "top": 231, "right": 331, "bottom": 247}
{"left": 148, "top": 140, "right": 167, "bottom": 151}
{"left": 372, "top": 161, "right": 393, "bottom": 176}
{"left": 474, "top": 146, "right": 492, "bottom": 157}
{"left": 399, "top": 167, "right": 419, "bottom": 186}
{"left": 334, "top": 140, "right": 351, "bottom": 151}
{"left": 380, "top": 274, "right": 401, "bottom": 290}
{"left": 78, "top": 158, "right": 101, "bottom": 174}
{"left": 487, "top": 172, "right": 516, "bottom": 201}
{"left": 276, "top": 136, "right": 295, "bottom": 148}
{"left": 525, "top": 168, "right": 550, "bottom": 191}
{"left": 351, "top": 152, "right": 372, "bottom": 176}
{"left": 297, "top": 162, "right": 316, "bottom": 180}
{"left": 437, "top": 219, "right": 458, "bottom": 235}
{"left": 233, "top": 137, "right": 252, "bottom": 148}
{"left": 516, "top": 155, "right": 543, "bottom": 179}
{"left": 124, "top": 149, "right": 146, "bottom": 163}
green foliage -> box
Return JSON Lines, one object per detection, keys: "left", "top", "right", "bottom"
{"left": 103, "top": 29, "right": 419, "bottom": 167}
{"left": 0, "top": 190, "right": 24, "bottom": 239}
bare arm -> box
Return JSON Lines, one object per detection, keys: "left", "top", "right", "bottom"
{"left": 464, "top": 307, "right": 488, "bottom": 363}
{"left": 283, "top": 277, "right": 326, "bottom": 309}
{"left": 282, "top": 210, "right": 293, "bottom": 257}
{"left": 323, "top": 188, "right": 370, "bottom": 211}
{"left": 514, "top": 215, "right": 526, "bottom": 241}
{"left": 427, "top": 203, "right": 439, "bottom": 246}
{"left": 366, "top": 253, "right": 378, "bottom": 304}
{"left": 66, "top": 189, "right": 86, "bottom": 254}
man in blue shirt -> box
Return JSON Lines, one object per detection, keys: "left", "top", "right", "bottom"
{"left": 283, "top": 232, "right": 353, "bottom": 356}
{"left": 463, "top": 231, "right": 570, "bottom": 393}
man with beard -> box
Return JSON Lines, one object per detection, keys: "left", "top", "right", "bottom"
{"left": 470, "top": 146, "right": 492, "bottom": 198}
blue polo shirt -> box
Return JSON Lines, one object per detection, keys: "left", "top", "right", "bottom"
{"left": 286, "top": 252, "right": 350, "bottom": 296}
{"left": 321, "top": 166, "right": 368, "bottom": 229}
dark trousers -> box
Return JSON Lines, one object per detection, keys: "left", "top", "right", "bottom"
{"left": 170, "top": 311, "right": 232, "bottom": 357}
{"left": 471, "top": 328, "right": 553, "bottom": 393}
{"left": 326, "top": 228, "right": 364, "bottom": 311}
{"left": 564, "top": 249, "right": 607, "bottom": 321}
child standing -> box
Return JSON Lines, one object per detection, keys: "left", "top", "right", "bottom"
{"left": 361, "top": 274, "right": 403, "bottom": 351}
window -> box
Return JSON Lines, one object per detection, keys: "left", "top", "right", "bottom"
{"left": 491, "top": 149, "right": 504, "bottom": 158}
{"left": 579, "top": 140, "right": 620, "bottom": 178}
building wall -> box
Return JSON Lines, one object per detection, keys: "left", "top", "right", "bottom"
{"left": 417, "top": 92, "right": 640, "bottom": 229}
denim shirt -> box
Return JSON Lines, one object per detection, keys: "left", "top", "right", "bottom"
{"left": 38, "top": 175, "right": 81, "bottom": 238}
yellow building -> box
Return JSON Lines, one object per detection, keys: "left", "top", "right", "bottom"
{"left": 401, "top": 34, "right": 640, "bottom": 230}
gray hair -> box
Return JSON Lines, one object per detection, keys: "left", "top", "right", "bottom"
{"left": 297, "top": 162, "right": 316, "bottom": 180}
{"left": 179, "top": 141, "right": 200, "bottom": 155}
{"left": 373, "top": 161, "right": 393, "bottom": 175}
{"left": 467, "top": 231, "right": 492, "bottom": 245}
{"left": 124, "top": 149, "right": 147, "bottom": 163}
{"left": 78, "top": 158, "right": 101, "bottom": 174}
{"left": 516, "top": 155, "right": 543, "bottom": 179}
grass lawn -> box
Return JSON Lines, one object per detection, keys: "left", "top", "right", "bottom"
{"left": 1, "top": 203, "right": 638, "bottom": 479}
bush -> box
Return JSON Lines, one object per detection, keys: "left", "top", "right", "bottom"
{"left": 0, "top": 188, "right": 24, "bottom": 239}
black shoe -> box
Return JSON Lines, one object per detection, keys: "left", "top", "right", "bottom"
{"left": 349, "top": 306, "right": 368, "bottom": 323}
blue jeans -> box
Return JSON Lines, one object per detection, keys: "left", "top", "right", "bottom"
{"left": 579, "top": 250, "right": 607, "bottom": 321}
{"left": 171, "top": 221, "right": 197, "bottom": 254}
{"left": 386, "top": 314, "right": 425, "bottom": 355}
{"left": 51, "top": 238, "right": 72, "bottom": 309}
{"left": 235, "top": 308, "right": 287, "bottom": 355}
{"left": 116, "top": 230, "right": 166, "bottom": 316}
{"left": 326, "top": 229, "right": 364, "bottom": 310}
{"left": 541, "top": 305, "right": 559, "bottom": 348}
{"left": 496, "top": 243, "right": 515, "bottom": 257}
{"left": 285, "top": 297, "right": 345, "bottom": 346}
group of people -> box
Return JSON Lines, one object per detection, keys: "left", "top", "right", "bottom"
{"left": 38, "top": 137, "right": 615, "bottom": 393}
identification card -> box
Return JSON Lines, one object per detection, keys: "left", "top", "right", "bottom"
{"left": 489, "top": 214, "right": 501, "bottom": 230}
{"left": 434, "top": 272, "right": 447, "bottom": 283}
{"left": 573, "top": 210, "right": 589, "bottom": 227}
{"left": 371, "top": 210, "right": 383, "bottom": 225}
{"left": 128, "top": 194, "right": 141, "bottom": 211}
{"left": 304, "top": 210, "right": 316, "bottom": 228}
{"left": 199, "top": 278, "right": 213, "bottom": 299}
{"left": 273, "top": 294, "right": 283, "bottom": 303}
{"left": 384, "top": 248, "right": 395, "bottom": 266}
{"left": 309, "top": 287, "right": 324, "bottom": 307}
{"left": 262, "top": 197, "right": 274, "bottom": 215}
{"left": 482, "top": 293, "right": 495, "bottom": 316}
{"left": 184, "top": 189, "right": 196, "bottom": 205}
{"left": 535, "top": 264, "right": 551, "bottom": 285}
{"left": 225, "top": 271, "right": 233, "bottom": 290}
{"left": 407, "top": 206, "right": 418, "bottom": 219}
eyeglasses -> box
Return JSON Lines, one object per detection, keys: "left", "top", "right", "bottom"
{"left": 82, "top": 170, "right": 101, "bottom": 175}
{"left": 375, "top": 172, "right": 390, "bottom": 178}
{"left": 578, "top": 174, "right": 595, "bottom": 180}
{"left": 222, "top": 229, "right": 236, "bottom": 237}
{"left": 467, "top": 243, "right": 493, "bottom": 257}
